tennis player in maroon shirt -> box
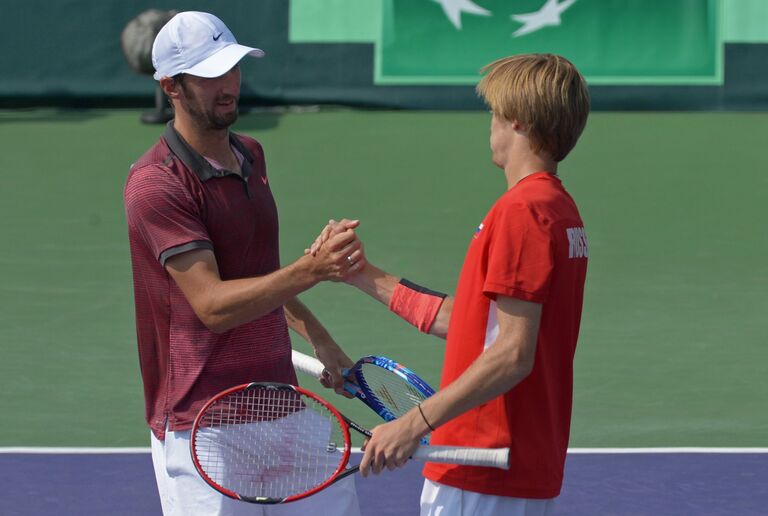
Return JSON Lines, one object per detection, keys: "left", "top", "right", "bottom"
{"left": 124, "top": 11, "right": 362, "bottom": 516}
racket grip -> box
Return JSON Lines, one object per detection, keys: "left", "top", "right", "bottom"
{"left": 292, "top": 350, "right": 361, "bottom": 396}
{"left": 412, "top": 445, "right": 510, "bottom": 470}
{"left": 291, "top": 350, "right": 324, "bottom": 377}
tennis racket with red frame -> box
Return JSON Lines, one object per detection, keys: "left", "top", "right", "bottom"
{"left": 191, "top": 382, "right": 509, "bottom": 504}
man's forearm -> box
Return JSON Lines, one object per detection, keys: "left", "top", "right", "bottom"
{"left": 167, "top": 229, "right": 360, "bottom": 333}
{"left": 345, "top": 264, "right": 399, "bottom": 306}
{"left": 347, "top": 264, "right": 452, "bottom": 338}
{"left": 363, "top": 330, "right": 538, "bottom": 458}
{"left": 196, "top": 255, "right": 323, "bottom": 333}
{"left": 416, "top": 340, "right": 533, "bottom": 435}
{"left": 413, "top": 296, "right": 541, "bottom": 436}
{"left": 284, "top": 296, "right": 332, "bottom": 346}
{"left": 283, "top": 296, "right": 354, "bottom": 392}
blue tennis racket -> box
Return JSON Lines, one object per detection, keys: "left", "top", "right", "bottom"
{"left": 291, "top": 350, "right": 435, "bottom": 426}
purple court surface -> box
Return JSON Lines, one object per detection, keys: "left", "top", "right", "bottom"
{"left": 1, "top": 450, "right": 766, "bottom": 515}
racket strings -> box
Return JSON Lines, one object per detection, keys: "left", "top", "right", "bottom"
{"left": 194, "top": 387, "right": 348, "bottom": 500}
{"left": 357, "top": 364, "right": 430, "bottom": 420}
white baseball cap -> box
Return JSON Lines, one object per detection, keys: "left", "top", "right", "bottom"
{"left": 151, "top": 11, "right": 264, "bottom": 80}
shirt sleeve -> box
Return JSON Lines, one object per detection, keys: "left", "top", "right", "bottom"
{"left": 124, "top": 165, "right": 212, "bottom": 265}
{"left": 482, "top": 200, "right": 553, "bottom": 304}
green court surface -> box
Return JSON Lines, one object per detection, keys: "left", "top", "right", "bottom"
{"left": 0, "top": 109, "right": 765, "bottom": 448}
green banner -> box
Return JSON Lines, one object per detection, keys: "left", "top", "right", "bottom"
{"left": 376, "top": 0, "right": 721, "bottom": 85}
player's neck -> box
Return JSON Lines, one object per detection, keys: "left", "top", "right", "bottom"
{"left": 503, "top": 152, "right": 558, "bottom": 189}
{"left": 172, "top": 115, "right": 232, "bottom": 163}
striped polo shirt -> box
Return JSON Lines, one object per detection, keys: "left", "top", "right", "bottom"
{"left": 124, "top": 123, "right": 296, "bottom": 440}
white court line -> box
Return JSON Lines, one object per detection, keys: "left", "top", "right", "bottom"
{"left": 1, "top": 447, "right": 767, "bottom": 454}
{"left": 0, "top": 447, "right": 151, "bottom": 454}
{"left": 566, "top": 447, "right": 768, "bottom": 454}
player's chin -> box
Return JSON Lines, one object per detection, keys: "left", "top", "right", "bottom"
{"left": 221, "top": 109, "right": 239, "bottom": 125}
{"left": 212, "top": 103, "right": 239, "bottom": 125}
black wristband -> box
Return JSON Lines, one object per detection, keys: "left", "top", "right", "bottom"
{"left": 400, "top": 278, "right": 448, "bottom": 299}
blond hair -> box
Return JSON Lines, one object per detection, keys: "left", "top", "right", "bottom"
{"left": 476, "top": 54, "right": 590, "bottom": 162}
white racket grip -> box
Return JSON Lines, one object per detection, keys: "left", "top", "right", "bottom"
{"left": 413, "top": 445, "right": 510, "bottom": 470}
{"left": 291, "top": 350, "right": 325, "bottom": 377}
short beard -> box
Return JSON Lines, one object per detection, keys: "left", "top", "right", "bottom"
{"left": 178, "top": 81, "right": 239, "bottom": 131}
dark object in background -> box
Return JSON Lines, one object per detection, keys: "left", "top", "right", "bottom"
{"left": 121, "top": 9, "right": 177, "bottom": 124}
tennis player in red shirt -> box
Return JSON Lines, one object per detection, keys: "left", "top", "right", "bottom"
{"left": 311, "top": 53, "right": 590, "bottom": 515}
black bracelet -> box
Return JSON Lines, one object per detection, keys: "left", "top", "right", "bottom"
{"left": 417, "top": 403, "right": 436, "bottom": 432}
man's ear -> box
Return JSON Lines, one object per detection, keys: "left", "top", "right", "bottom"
{"left": 159, "top": 77, "right": 179, "bottom": 100}
{"left": 512, "top": 120, "right": 533, "bottom": 137}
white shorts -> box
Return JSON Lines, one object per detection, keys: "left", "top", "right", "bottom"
{"left": 420, "top": 479, "right": 554, "bottom": 516}
{"left": 150, "top": 427, "right": 361, "bottom": 516}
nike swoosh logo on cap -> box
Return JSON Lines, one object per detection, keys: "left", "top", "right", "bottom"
{"left": 213, "top": 32, "right": 223, "bottom": 41}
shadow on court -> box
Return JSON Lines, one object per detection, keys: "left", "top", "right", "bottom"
{"left": 0, "top": 451, "right": 766, "bottom": 515}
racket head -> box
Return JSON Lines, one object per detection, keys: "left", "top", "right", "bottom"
{"left": 348, "top": 356, "right": 435, "bottom": 425}
{"left": 190, "top": 382, "right": 352, "bottom": 504}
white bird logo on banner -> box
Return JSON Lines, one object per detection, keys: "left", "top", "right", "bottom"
{"left": 511, "top": 0, "right": 578, "bottom": 37}
{"left": 432, "top": 0, "right": 491, "bottom": 30}
{"left": 431, "top": 0, "right": 577, "bottom": 36}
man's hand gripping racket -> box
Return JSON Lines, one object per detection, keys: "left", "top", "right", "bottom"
{"left": 191, "top": 382, "right": 510, "bottom": 504}
{"left": 292, "top": 349, "right": 434, "bottom": 426}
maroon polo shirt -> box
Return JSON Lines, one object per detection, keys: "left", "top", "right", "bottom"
{"left": 124, "top": 123, "right": 296, "bottom": 440}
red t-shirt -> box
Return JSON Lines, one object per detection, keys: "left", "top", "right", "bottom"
{"left": 124, "top": 124, "right": 296, "bottom": 440}
{"left": 423, "top": 172, "right": 588, "bottom": 498}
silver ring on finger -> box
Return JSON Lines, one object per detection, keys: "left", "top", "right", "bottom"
{"left": 347, "top": 255, "right": 354, "bottom": 266}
